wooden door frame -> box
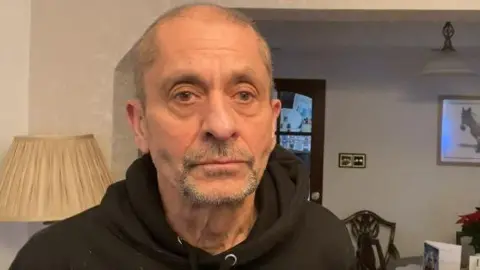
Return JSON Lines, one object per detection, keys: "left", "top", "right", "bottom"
{"left": 274, "top": 78, "right": 326, "bottom": 204}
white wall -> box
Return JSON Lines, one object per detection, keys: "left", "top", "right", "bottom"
{"left": 273, "top": 47, "right": 480, "bottom": 257}
{"left": 0, "top": 0, "right": 31, "bottom": 268}
{"left": 28, "top": 0, "right": 174, "bottom": 179}
{"left": 0, "top": 0, "right": 30, "bottom": 158}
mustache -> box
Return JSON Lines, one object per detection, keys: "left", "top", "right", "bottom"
{"left": 183, "top": 142, "right": 254, "bottom": 170}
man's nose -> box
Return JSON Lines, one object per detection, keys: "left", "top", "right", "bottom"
{"left": 202, "top": 94, "right": 238, "bottom": 141}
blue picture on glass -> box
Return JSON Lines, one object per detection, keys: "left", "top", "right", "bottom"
{"left": 279, "top": 92, "right": 312, "bottom": 133}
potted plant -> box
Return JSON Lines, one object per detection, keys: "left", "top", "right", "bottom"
{"left": 457, "top": 207, "right": 480, "bottom": 253}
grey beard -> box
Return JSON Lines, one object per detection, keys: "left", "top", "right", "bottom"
{"left": 178, "top": 169, "right": 259, "bottom": 207}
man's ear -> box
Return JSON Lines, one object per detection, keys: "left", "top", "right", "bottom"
{"left": 126, "top": 99, "right": 149, "bottom": 153}
{"left": 271, "top": 98, "right": 281, "bottom": 137}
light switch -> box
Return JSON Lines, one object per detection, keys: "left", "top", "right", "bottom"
{"left": 338, "top": 153, "right": 367, "bottom": 169}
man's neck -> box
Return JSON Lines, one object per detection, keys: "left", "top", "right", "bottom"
{"left": 159, "top": 186, "right": 257, "bottom": 255}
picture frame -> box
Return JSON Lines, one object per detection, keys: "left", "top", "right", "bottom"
{"left": 437, "top": 95, "right": 480, "bottom": 166}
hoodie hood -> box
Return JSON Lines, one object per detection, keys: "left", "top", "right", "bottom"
{"left": 100, "top": 145, "right": 310, "bottom": 269}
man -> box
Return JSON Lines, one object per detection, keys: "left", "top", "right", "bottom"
{"left": 11, "top": 3, "right": 355, "bottom": 269}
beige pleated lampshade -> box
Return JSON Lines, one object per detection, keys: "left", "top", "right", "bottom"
{"left": 0, "top": 134, "right": 114, "bottom": 222}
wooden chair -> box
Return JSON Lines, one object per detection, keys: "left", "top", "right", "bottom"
{"left": 344, "top": 210, "right": 400, "bottom": 270}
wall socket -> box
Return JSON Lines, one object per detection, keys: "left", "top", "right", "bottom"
{"left": 338, "top": 153, "right": 367, "bottom": 169}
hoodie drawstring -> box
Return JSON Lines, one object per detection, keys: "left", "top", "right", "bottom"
{"left": 187, "top": 248, "right": 199, "bottom": 270}
{"left": 178, "top": 237, "right": 199, "bottom": 270}
{"left": 178, "top": 236, "right": 238, "bottom": 270}
{"left": 219, "top": 254, "right": 237, "bottom": 270}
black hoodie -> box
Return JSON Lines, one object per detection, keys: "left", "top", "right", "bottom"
{"left": 10, "top": 146, "right": 355, "bottom": 270}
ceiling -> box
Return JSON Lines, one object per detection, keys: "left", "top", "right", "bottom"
{"left": 254, "top": 20, "right": 480, "bottom": 52}
{"left": 241, "top": 9, "right": 480, "bottom": 22}
{"left": 239, "top": 8, "right": 480, "bottom": 52}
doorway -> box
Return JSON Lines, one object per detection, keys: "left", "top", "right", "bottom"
{"left": 274, "top": 78, "right": 326, "bottom": 204}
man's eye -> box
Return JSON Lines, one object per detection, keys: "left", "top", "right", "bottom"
{"left": 235, "top": 91, "right": 254, "bottom": 103}
{"left": 174, "top": 91, "right": 196, "bottom": 103}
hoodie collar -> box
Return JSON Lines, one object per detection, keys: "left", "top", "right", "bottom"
{"left": 121, "top": 145, "right": 309, "bottom": 267}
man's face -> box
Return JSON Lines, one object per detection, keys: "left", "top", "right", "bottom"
{"left": 128, "top": 14, "right": 281, "bottom": 205}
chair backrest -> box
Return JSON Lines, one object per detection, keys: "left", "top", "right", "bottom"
{"left": 344, "top": 210, "right": 400, "bottom": 270}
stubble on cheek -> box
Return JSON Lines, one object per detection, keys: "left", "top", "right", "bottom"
{"left": 251, "top": 134, "right": 276, "bottom": 181}
{"left": 153, "top": 148, "right": 185, "bottom": 189}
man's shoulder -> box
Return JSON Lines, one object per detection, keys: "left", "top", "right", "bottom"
{"left": 9, "top": 181, "right": 130, "bottom": 269}
{"left": 29, "top": 207, "right": 101, "bottom": 243}
{"left": 299, "top": 202, "right": 351, "bottom": 244}
{"left": 32, "top": 180, "right": 128, "bottom": 241}
{"left": 298, "top": 202, "right": 355, "bottom": 269}
{"left": 27, "top": 181, "right": 124, "bottom": 243}
{"left": 303, "top": 202, "right": 346, "bottom": 229}
{"left": 9, "top": 206, "right": 102, "bottom": 269}
{"left": 34, "top": 206, "right": 102, "bottom": 239}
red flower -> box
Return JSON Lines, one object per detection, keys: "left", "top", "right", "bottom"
{"left": 457, "top": 210, "right": 480, "bottom": 225}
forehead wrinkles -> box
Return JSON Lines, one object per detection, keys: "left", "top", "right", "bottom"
{"left": 152, "top": 20, "right": 267, "bottom": 79}
{"left": 156, "top": 18, "right": 259, "bottom": 54}
{"left": 133, "top": 6, "right": 274, "bottom": 103}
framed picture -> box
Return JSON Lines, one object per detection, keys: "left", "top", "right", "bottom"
{"left": 437, "top": 95, "right": 480, "bottom": 166}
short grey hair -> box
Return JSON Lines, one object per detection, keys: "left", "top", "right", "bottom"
{"left": 131, "top": 3, "right": 274, "bottom": 104}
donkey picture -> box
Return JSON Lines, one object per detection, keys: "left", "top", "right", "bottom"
{"left": 460, "top": 107, "right": 480, "bottom": 153}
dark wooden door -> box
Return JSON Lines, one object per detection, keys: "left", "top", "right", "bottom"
{"left": 274, "top": 78, "right": 326, "bottom": 204}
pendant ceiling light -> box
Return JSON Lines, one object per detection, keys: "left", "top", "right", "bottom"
{"left": 421, "top": 21, "right": 476, "bottom": 76}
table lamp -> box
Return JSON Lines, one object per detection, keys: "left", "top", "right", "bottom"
{"left": 0, "top": 134, "right": 114, "bottom": 222}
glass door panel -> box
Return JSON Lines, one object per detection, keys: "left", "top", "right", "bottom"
{"left": 276, "top": 91, "right": 313, "bottom": 169}
{"left": 279, "top": 134, "right": 311, "bottom": 169}
{"left": 278, "top": 91, "right": 313, "bottom": 133}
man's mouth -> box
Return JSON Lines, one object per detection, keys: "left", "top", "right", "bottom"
{"left": 194, "top": 159, "right": 246, "bottom": 166}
